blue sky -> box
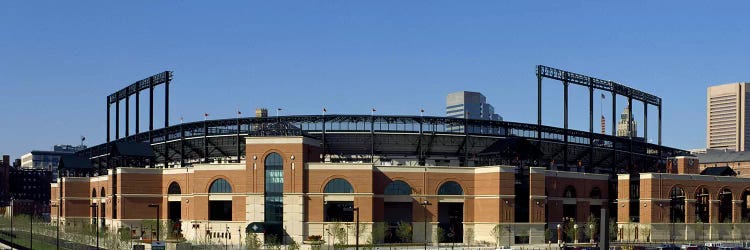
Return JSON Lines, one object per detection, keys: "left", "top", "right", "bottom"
{"left": 1, "top": 1, "right": 747, "bottom": 159}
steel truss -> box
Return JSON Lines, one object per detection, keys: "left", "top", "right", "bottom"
{"left": 77, "top": 114, "right": 688, "bottom": 174}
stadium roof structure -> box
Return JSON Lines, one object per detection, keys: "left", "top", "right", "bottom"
{"left": 76, "top": 66, "right": 690, "bottom": 176}
{"left": 76, "top": 114, "right": 689, "bottom": 175}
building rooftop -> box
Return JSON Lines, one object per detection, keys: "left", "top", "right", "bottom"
{"left": 695, "top": 150, "right": 750, "bottom": 163}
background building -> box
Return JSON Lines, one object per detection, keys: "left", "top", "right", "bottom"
{"left": 0, "top": 155, "right": 10, "bottom": 208}
{"left": 706, "top": 82, "right": 750, "bottom": 151}
{"left": 20, "top": 144, "right": 84, "bottom": 180}
{"left": 616, "top": 107, "right": 638, "bottom": 138}
{"left": 446, "top": 91, "right": 502, "bottom": 121}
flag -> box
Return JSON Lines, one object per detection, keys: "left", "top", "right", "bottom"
{"left": 601, "top": 93, "right": 606, "bottom": 99}
{"left": 420, "top": 109, "right": 424, "bottom": 113}
{"left": 81, "top": 136, "right": 86, "bottom": 141}
{"left": 372, "top": 108, "right": 376, "bottom": 112}
{"left": 323, "top": 107, "right": 327, "bottom": 113}
{"left": 277, "top": 108, "right": 283, "bottom": 111}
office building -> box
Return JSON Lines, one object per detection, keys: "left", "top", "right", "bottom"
{"left": 707, "top": 82, "right": 750, "bottom": 151}
{"left": 20, "top": 144, "right": 84, "bottom": 180}
{"left": 446, "top": 91, "right": 502, "bottom": 121}
{"left": 616, "top": 107, "right": 638, "bottom": 137}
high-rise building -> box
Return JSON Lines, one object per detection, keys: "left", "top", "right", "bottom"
{"left": 706, "top": 83, "right": 750, "bottom": 151}
{"left": 616, "top": 107, "right": 638, "bottom": 138}
{"left": 446, "top": 91, "right": 502, "bottom": 121}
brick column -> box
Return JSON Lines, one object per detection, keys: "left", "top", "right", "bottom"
{"left": 709, "top": 200, "right": 720, "bottom": 224}
{"left": 617, "top": 175, "right": 630, "bottom": 223}
{"left": 732, "top": 200, "right": 743, "bottom": 223}
{"left": 684, "top": 199, "right": 696, "bottom": 223}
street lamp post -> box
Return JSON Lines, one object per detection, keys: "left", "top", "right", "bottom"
{"left": 225, "top": 226, "right": 229, "bottom": 250}
{"left": 420, "top": 200, "right": 432, "bottom": 250}
{"left": 148, "top": 204, "right": 161, "bottom": 242}
{"left": 344, "top": 207, "right": 360, "bottom": 250}
{"left": 90, "top": 203, "right": 99, "bottom": 250}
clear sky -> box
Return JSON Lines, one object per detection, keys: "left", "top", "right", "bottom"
{"left": 1, "top": 1, "right": 747, "bottom": 159}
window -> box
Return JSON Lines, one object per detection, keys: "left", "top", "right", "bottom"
{"left": 563, "top": 185, "right": 576, "bottom": 198}
{"left": 168, "top": 182, "right": 181, "bottom": 195}
{"left": 209, "top": 201, "right": 232, "bottom": 221}
{"left": 324, "top": 178, "right": 353, "bottom": 193}
{"left": 264, "top": 153, "right": 284, "bottom": 239}
{"left": 384, "top": 180, "right": 412, "bottom": 195}
{"left": 209, "top": 178, "right": 232, "bottom": 193}
{"left": 590, "top": 187, "right": 601, "bottom": 199}
{"left": 324, "top": 201, "right": 354, "bottom": 222}
{"left": 438, "top": 181, "right": 463, "bottom": 195}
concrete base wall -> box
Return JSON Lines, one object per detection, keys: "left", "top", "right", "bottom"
{"left": 619, "top": 223, "right": 750, "bottom": 243}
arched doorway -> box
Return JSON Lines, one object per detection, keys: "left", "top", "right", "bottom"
{"left": 695, "top": 187, "right": 709, "bottom": 223}
{"left": 562, "top": 185, "right": 577, "bottom": 220}
{"left": 167, "top": 182, "right": 182, "bottom": 237}
{"left": 100, "top": 187, "right": 106, "bottom": 228}
{"left": 669, "top": 186, "right": 685, "bottom": 223}
{"left": 437, "top": 181, "right": 463, "bottom": 244}
{"left": 383, "top": 180, "right": 413, "bottom": 243}
{"left": 718, "top": 188, "right": 733, "bottom": 223}
{"left": 589, "top": 187, "right": 602, "bottom": 219}
{"left": 208, "top": 178, "right": 232, "bottom": 221}
{"left": 91, "top": 188, "right": 97, "bottom": 226}
{"left": 323, "top": 178, "right": 354, "bottom": 222}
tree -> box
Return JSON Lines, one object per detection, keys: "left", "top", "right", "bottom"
{"left": 435, "top": 227, "right": 445, "bottom": 244}
{"left": 490, "top": 224, "right": 503, "bottom": 247}
{"left": 245, "top": 233, "right": 262, "bottom": 250}
{"left": 465, "top": 227, "right": 475, "bottom": 246}
{"left": 370, "top": 222, "right": 386, "bottom": 244}
{"left": 396, "top": 221, "right": 413, "bottom": 243}
{"left": 586, "top": 215, "right": 599, "bottom": 243}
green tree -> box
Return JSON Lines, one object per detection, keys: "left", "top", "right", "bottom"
{"left": 245, "top": 233, "right": 262, "bottom": 249}
{"left": 586, "top": 215, "right": 599, "bottom": 242}
{"left": 490, "top": 224, "right": 503, "bottom": 247}
{"left": 370, "top": 222, "right": 386, "bottom": 244}
{"left": 396, "top": 222, "right": 413, "bottom": 243}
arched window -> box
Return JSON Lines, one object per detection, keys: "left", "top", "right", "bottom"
{"left": 209, "top": 178, "right": 232, "bottom": 193}
{"left": 564, "top": 185, "right": 577, "bottom": 198}
{"left": 695, "top": 187, "right": 709, "bottom": 223}
{"left": 101, "top": 187, "right": 105, "bottom": 198}
{"left": 324, "top": 178, "right": 353, "bottom": 193}
{"left": 669, "top": 186, "right": 685, "bottom": 223}
{"left": 438, "top": 181, "right": 463, "bottom": 195}
{"left": 264, "top": 153, "right": 284, "bottom": 240}
{"left": 590, "top": 187, "right": 601, "bottom": 199}
{"left": 719, "top": 188, "right": 733, "bottom": 223}
{"left": 384, "top": 180, "right": 412, "bottom": 195}
{"left": 265, "top": 153, "right": 283, "bottom": 169}
{"left": 168, "top": 182, "right": 181, "bottom": 195}
{"left": 92, "top": 188, "right": 97, "bottom": 198}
